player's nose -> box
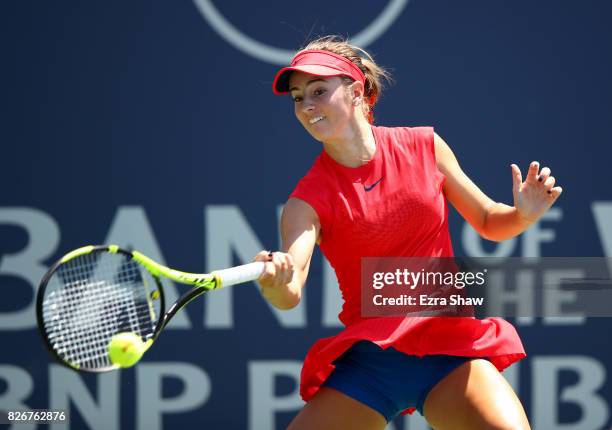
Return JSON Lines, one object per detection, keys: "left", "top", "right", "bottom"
{"left": 301, "top": 98, "right": 315, "bottom": 113}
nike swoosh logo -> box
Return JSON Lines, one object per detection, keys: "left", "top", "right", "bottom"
{"left": 364, "top": 176, "right": 384, "bottom": 192}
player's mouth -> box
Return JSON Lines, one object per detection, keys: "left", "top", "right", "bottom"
{"left": 309, "top": 116, "right": 325, "bottom": 124}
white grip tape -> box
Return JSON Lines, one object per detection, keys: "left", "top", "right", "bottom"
{"left": 214, "top": 262, "right": 265, "bottom": 287}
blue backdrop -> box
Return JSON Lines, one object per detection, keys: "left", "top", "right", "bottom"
{"left": 1, "top": 1, "right": 611, "bottom": 429}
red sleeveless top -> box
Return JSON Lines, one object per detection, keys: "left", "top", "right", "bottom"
{"left": 289, "top": 126, "right": 525, "bottom": 415}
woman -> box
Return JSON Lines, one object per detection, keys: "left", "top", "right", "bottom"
{"left": 254, "top": 36, "right": 562, "bottom": 430}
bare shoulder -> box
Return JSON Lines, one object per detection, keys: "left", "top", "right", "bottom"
{"left": 433, "top": 131, "right": 459, "bottom": 174}
{"left": 283, "top": 198, "right": 319, "bottom": 223}
{"left": 282, "top": 198, "right": 321, "bottom": 244}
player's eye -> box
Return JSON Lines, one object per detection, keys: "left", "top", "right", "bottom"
{"left": 313, "top": 88, "right": 326, "bottom": 97}
{"left": 292, "top": 95, "right": 302, "bottom": 103}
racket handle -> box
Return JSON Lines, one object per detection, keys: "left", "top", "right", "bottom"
{"left": 213, "top": 262, "right": 265, "bottom": 287}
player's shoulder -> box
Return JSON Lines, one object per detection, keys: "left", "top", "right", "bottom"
{"left": 300, "top": 152, "right": 329, "bottom": 178}
{"left": 291, "top": 153, "right": 334, "bottom": 194}
{"left": 288, "top": 153, "right": 335, "bottom": 227}
{"left": 372, "top": 124, "right": 434, "bottom": 149}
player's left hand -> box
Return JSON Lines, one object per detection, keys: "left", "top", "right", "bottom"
{"left": 511, "top": 161, "right": 563, "bottom": 223}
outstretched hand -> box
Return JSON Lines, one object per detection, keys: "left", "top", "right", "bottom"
{"left": 511, "top": 161, "right": 563, "bottom": 223}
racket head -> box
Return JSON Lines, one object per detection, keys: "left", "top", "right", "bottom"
{"left": 36, "top": 245, "right": 165, "bottom": 372}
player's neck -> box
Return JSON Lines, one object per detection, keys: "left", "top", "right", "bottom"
{"left": 322, "top": 120, "right": 375, "bottom": 168}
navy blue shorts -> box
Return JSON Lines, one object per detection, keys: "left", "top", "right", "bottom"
{"left": 322, "top": 341, "right": 472, "bottom": 422}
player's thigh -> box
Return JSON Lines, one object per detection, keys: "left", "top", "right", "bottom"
{"left": 287, "top": 387, "right": 388, "bottom": 430}
{"left": 423, "top": 359, "right": 531, "bottom": 430}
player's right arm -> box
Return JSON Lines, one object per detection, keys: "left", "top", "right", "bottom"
{"left": 255, "top": 198, "right": 320, "bottom": 310}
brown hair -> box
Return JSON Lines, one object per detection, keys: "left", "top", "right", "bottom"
{"left": 299, "top": 35, "right": 392, "bottom": 123}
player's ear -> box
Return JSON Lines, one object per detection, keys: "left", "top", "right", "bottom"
{"left": 349, "top": 80, "right": 365, "bottom": 104}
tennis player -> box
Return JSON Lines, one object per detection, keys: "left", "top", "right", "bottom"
{"left": 255, "top": 36, "right": 562, "bottom": 429}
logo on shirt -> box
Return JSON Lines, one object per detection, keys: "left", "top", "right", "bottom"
{"left": 364, "top": 177, "right": 384, "bottom": 192}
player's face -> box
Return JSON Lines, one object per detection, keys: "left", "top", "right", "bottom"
{"left": 289, "top": 73, "right": 355, "bottom": 142}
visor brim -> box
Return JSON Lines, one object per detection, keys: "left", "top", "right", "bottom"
{"left": 272, "top": 65, "right": 347, "bottom": 95}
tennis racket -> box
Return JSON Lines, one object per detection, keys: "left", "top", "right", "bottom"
{"left": 36, "top": 244, "right": 264, "bottom": 372}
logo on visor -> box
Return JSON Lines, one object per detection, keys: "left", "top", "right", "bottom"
{"left": 192, "top": 0, "right": 409, "bottom": 65}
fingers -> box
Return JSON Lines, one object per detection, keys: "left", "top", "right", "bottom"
{"left": 526, "top": 161, "right": 540, "bottom": 183}
{"left": 537, "top": 166, "right": 551, "bottom": 183}
{"left": 549, "top": 186, "right": 563, "bottom": 199}
{"left": 256, "top": 251, "right": 295, "bottom": 288}
{"left": 543, "top": 175, "right": 556, "bottom": 190}
{"left": 524, "top": 161, "right": 562, "bottom": 199}
{"left": 510, "top": 164, "right": 522, "bottom": 201}
{"left": 253, "top": 250, "right": 272, "bottom": 262}
{"left": 538, "top": 166, "right": 556, "bottom": 193}
{"left": 510, "top": 164, "right": 522, "bottom": 187}
{"left": 270, "top": 252, "right": 295, "bottom": 286}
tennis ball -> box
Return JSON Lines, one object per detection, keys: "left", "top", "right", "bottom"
{"left": 108, "top": 332, "right": 145, "bottom": 368}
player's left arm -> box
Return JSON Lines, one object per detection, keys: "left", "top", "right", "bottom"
{"left": 433, "top": 132, "right": 563, "bottom": 242}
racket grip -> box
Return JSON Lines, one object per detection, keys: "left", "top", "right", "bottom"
{"left": 213, "top": 262, "right": 265, "bottom": 287}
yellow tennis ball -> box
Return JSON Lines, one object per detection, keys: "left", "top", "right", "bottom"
{"left": 108, "top": 332, "right": 145, "bottom": 368}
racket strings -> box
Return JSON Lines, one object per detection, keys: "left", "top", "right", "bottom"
{"left": 44, "top": 282, "right": 153, "bottom": 366}
{"left": 41, "top": 252, "right": 158, "bottom": 370}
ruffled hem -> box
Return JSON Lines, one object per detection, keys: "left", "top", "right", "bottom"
{"left": 300, "top": 316, "right": 526, "bottom": 416}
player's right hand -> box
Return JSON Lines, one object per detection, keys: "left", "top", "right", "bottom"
{"left": 254, "top": 250, "right": 295, "bottom": 289}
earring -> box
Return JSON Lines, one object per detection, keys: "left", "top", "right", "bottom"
{"left": 353, "top": 98, "right": 362, "bottom": 106}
